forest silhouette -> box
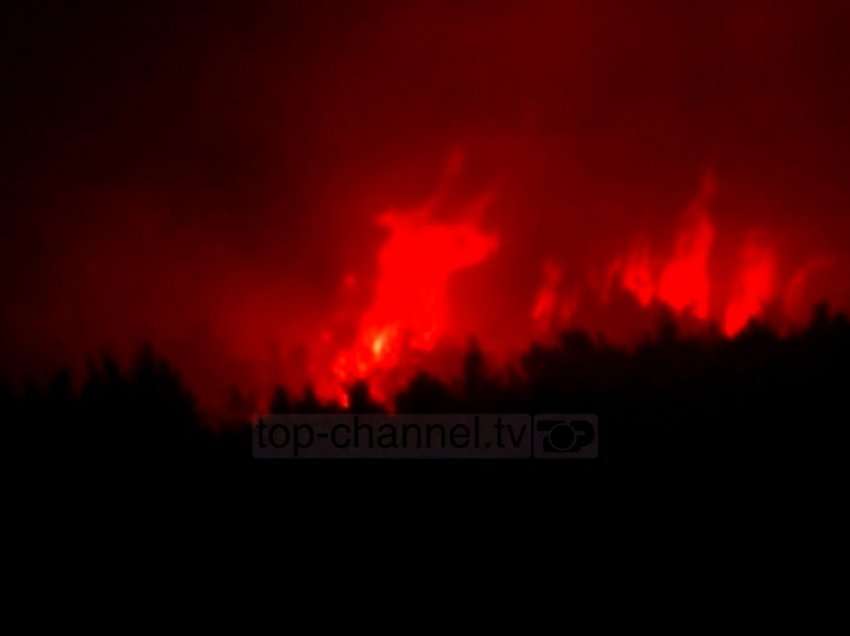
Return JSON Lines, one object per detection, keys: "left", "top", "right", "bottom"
{"left": 6, "top": 304, "right": 848, "bottom": 472}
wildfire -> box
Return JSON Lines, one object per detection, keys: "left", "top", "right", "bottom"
{"left": 534, "top": 169, "right": 839, "bottom": 343}
{"left": 723, "top": 240, "right": 776, "bottom": 337}
{"left": 656, "top": 173, "right": 716, "bottom": 319}
{"left": 307, "top": 159, "right": 838, "bottom": 408}
{"left": 313, "top": 158, "right": 499, "bottom": 404}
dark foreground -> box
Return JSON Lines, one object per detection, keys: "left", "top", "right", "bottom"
{"left": 5, "top": 306, "right": 848, "bottom": 488}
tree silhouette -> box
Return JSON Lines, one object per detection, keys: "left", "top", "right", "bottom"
{"left": 5, "top": 305, "right": 848, "bottom": 470}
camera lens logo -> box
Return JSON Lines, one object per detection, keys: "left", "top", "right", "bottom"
{"left": 533, "top": 414, "right": 598, "bottom": 459}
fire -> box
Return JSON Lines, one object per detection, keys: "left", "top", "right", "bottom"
{"left": 531, "top": 261, "right": 563, "bottom": 329}
{"left": 601, "top": 171, "right": 718, "bottom": 323}
{"left": 620, "top": 239, "right": 655, "bottom": 307}
{"left": 656, "top": 172, "right": 716, "bottom": 319}
{"left": 303, "top": 159, "right": 841, "bottom": 409}
{"left": 723, "top": 240, "right": 776, "bottom": 336}
{"left": 783, "top": 257, "right": 835, "bottom": 322}
{"left": 546, "top": 169, "right": 836, "bottom": 341}
{"left": 314, "top": 162, "right": 500, "bottom": 404}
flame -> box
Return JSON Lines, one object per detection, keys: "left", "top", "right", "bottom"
{"left": 608, "top": 170, "right": 800, "bottom": 337}
{"left": 531, "top": 261, "right": 563, "bottom": 329}
{"left": 723, "top": 240, "right": 776, "bottom": 336}
{"left": 783, "top": 257, "right": 835, "bottom": 322}
{"left": 301, "top": 161, "right": 843, "bottom": 409}
{"left": 656, "top": 172, "right": 716, "bottom": 319}
{"left": 601, "top": 172, "right": 718, "bottom": 323}
{"left": 620, "top": 239, "right": 655, "bottom": 307}
{"left": 315, "top": 160, "right": 499, "bottom": 403}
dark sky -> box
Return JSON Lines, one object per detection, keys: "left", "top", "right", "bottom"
{"left": 2, "top": 1, "right": 849, "bottom": 403}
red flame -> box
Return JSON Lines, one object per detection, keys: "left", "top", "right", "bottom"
{"left": 604, "top": 172, "right": 717, "bottom": 322}
{"left": 723, "top": 240, "right": 776, "bottom": 336}
{"left": 300, "top": 159, "right": 843, "bottom": 408}
{"left": 656, "top": 172, "right": 716, "bottom": 319}
{"left": 620, "top": 239, "right": 655, "bottom": 308}
{"left": 603, "top": 171, "right": 826, "bottom": 338}
{"left": 531, "top": 261, "right": 563, "bottom": 329}
{"left": 314, "top": 164, "right": 499, "bottom": 403}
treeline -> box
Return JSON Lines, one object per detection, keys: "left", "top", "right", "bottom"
{"left": 5, "top": 305, "right": 849, "bottom": 468}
